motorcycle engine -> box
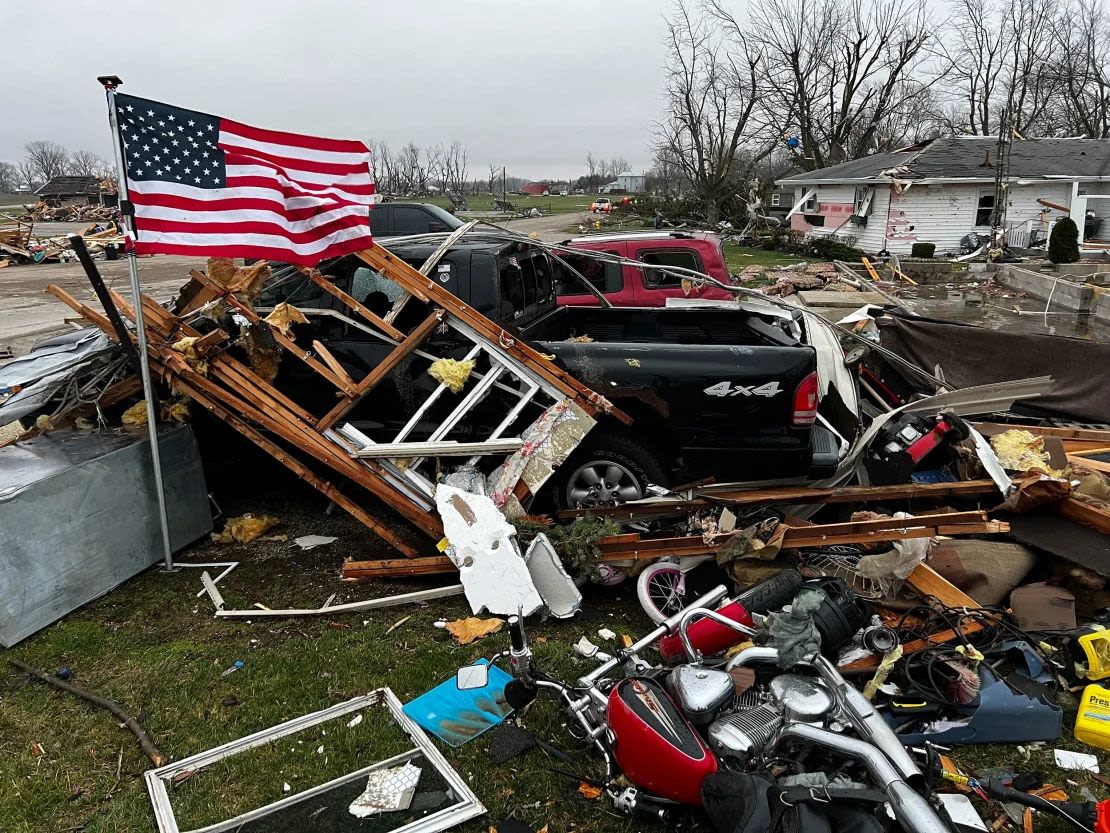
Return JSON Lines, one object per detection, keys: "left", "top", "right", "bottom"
{"left": 706, "top": 674, "right": 834, "bottom": 766}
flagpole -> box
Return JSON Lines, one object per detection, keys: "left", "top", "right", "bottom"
{"left": 98, "top": 75, "right": 175, "bottom": 572}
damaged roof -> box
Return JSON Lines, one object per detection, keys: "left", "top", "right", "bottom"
{"left": 778, "top": 136, "right": 1110, "bottom": 185}
{"left": 35, "top": 175, "right": 113, "bottom": 197}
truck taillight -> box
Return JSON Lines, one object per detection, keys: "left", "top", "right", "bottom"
{"left": 792, "top": 371, "right": 819, "bottom": 427}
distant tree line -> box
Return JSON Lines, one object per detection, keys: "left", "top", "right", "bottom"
{"left": 654, "top": 0, "right": 1110, "bottom": 222}
{"left": 0, "top": 141, "right": 114, "bottom": 194}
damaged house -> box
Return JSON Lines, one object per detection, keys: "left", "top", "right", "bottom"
{"left": 777, "top": 136, "right": 1110, "bottom": 255}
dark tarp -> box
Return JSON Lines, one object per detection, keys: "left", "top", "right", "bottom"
{"left": 879, "top": 315, "right": 1110, "bottom": 424}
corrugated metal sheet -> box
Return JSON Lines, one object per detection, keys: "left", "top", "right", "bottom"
{"left": 0, "top": 425, "right": 212, "bottom": 647}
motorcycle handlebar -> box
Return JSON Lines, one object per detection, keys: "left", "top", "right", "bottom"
{"left": 578, "top": 585, "right": 729, "bottom": 686}
{"left": 508, "top": 615, "right": 527, "bottom": 652}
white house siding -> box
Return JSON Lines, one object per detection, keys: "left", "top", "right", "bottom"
{"left": 876, "top": 182, "right": 1073, "bottom": 255}
{"left": 790, "top": 184, "right": 857, "bottom": 236}
{"left": 854, "top": 186, "right": 891, "bottom": 252}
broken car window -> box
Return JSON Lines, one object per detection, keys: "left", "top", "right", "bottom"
{"left": 556, "top": 252, "right": 623, "bottom": 294}
{"left": 638, "top": 248, "right": 703, "bottom": 288}
{"left": 499, "top": 259, "right": 526, "bottom": 320}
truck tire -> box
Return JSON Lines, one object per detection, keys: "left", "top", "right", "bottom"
{"left": 551, "top": 432, "right": 668, "bottom": 511}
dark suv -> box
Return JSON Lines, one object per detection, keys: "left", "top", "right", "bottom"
{"left": 369, "top": 202, "right": 463, "bottom": 237}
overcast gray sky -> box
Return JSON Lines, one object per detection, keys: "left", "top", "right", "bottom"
{"left": 2, "top": 0, "right": 672, "bottom": 181}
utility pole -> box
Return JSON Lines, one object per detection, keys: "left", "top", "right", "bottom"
{"left": 501, "top": 165, "right": 506, "bottom": 205}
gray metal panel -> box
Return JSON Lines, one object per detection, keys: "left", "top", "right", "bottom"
{"left": 0, "top": 424, "right": 212, "bottom": 646}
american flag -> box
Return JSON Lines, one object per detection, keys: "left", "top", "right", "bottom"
{"left": 113, "top": 93, "right": 376, "bottom": 266}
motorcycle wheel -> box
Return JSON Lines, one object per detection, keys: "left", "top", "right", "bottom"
{"left": 637, "top": 561, "right": 688, "bottom": 624}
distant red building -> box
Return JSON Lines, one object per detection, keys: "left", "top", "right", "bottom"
{"left": 520, "top": 182, "right": 550, "bottom": 196}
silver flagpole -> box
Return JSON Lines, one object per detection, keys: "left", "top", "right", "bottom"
{"left": 98, "top": 75, "right": 175, "bottom": 572}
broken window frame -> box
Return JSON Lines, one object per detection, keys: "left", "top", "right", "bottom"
{"left": 975, "top": 192, "right": 996, "bottom": 227}
{"left": 144, "top": 688, "right": 486, "bottom": 833}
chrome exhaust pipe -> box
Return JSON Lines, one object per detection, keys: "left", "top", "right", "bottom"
{"left": 811, "top": 655, "right": 924, "bottom": 787}
{"left": 768, "top": 723, "right": 950, "bottom": 833}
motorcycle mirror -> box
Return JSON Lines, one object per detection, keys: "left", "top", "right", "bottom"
{"left": 456, "top": 664, "right": 490, "bottom": 691}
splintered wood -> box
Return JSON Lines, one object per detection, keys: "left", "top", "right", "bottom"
{"left": 47, "top": 244, "right": 617, "bottom": 556}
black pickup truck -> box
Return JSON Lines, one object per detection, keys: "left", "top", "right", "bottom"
{"left": 259, "top": 238, "right": 840, "bottom": 508}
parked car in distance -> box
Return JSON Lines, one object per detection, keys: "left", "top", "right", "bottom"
{"left": 590, "top": 197, "right": 612, "bottom": 213}
{"left": 556, "top": 231, "right": 738, "bottom": 307}
{"left": 369, "top": 202, "right": 464, "bottom": 238}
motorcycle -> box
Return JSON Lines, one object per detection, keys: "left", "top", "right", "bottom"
{"left": 459, "top": 584, "right": 953, "bottom": 833}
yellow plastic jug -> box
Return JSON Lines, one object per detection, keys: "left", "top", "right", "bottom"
{"left": 1075, "top": 684, "right": 1110, "bottom": 750}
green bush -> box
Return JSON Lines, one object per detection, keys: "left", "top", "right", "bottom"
{"left": 1049, "top": 217, "right": 1080, "bottom": 264}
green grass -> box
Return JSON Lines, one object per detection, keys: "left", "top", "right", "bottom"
{"left": 422, "top": 193, "right": 600, "bottom": 216}
{"left": 0, "top": 502, "right": 653, "bottom": 833}
{"left": 722, "top": 241, "right": 806, "bottom": 271}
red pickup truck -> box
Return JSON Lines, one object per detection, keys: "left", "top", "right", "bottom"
{"left": 556, "top": 231, "right": 737, "bottom": 307}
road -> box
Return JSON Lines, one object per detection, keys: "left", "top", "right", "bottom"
{"left": 0, "top": 212, "right": 579, "bottom": 356}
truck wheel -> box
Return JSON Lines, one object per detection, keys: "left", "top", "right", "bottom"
{"left": 553, "top": 433, "right": 668, "bottom": 510}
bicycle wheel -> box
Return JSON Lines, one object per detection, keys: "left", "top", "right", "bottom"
{"left": 637, "top": 562, "right": 689, "bottom": 624}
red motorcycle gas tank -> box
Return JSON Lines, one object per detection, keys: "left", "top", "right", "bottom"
{"left": 658, "top": 601, "right": 754, "bottom": 663}
{"left": 607, "top": 677, "right": 717, "bottom": 804}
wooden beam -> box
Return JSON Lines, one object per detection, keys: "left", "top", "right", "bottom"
{"left": 556, "top": 479, "right": 1002, "bottom": 522}
{"left": 1068, "top": 454, "right": 1110, "bottom": 474}
{"left": 61, "top": 282, "right": 442, "bottom": 542}
{"left": 841, "top": 563, "right": 989, "bottom": 672}
{"left": 315, "top": 308, "right": 443, "bottom": 430}
{"left": 342, "top": 556, "right": 456, "bottom": 580}
{"left": 595, "top": 512, "right": 1008, "bottom": 561}
{"left": 971, "top": 421, "right": 1110, "bottom": 443}
{"left": 187, "top": 268, "right": 358, "bottom": 395}
{"left": 311, "top": 340, "right": 355, "bottom": 388}
{"left": 356, "top": 245, "right": 631, "bottom": 425}
{"left": 303, "top": 268, "right": 405, "bottom": 340}
{"left": 1059, "top": 497, "right": 1110, "bottom": 535}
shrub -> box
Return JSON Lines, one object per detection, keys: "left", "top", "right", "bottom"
{"left": 1049, "top": 217, "right": 1080, "bottom": 264}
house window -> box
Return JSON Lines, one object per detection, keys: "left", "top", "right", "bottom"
{"left": 975, "top": 193, "right": 996, "bottom": 226}
{"left": 801, "top": 190, "right": 817, "bottom": 212}
{"left": 770, "top": 193, "right": 781, "bottom": 207}
{"left": 853, "top": 186, "right": 873, "bottom": 216}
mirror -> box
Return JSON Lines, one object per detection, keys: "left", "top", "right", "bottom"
{"left": 456, "top": 663, "right": 490, "bottom": 691}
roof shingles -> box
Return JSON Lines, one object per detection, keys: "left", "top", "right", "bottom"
{"left": 779, "top": 137, "right": 1110, "bottom": 184}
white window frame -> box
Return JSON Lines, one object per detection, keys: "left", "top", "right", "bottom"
{"left": 770, "top": 192, "right": 781, "bottom": 207}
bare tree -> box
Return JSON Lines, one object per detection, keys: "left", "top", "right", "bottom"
{"left": 1047, "top": 0, "right": 1110, "bottom": 137}
{"left": 488, "top": 163, "right": 499, "bottom": 194}
{"left": 656, "top": 0, "right": 773, "bottom": 222}
{"left": 0, "top": 161, "right": 17, "bottom": 193}
{"left": 610, "top": 157, "right": 631, "bottom": 176}
{"left": 440, "top": 140, "right": 469, "bottom": 193}
{"left": 68, "top": 150, "right": 106, "bottom": 178}
{"left": 597, "top": 158, "right": 612, "bottom": 182}
{"left": 939, "top": 0, "right": 1009, "bottom": 134}
{"left": 585, "top": 151, "right": 597, "bottom": 180}
{"left": 14, "top": 158, "right": 39, "bottom": 192}
{"left": 710, "top": 0, "right": 936, "bottom": 170}
{"left": 24, "top": 140, "right": 70, "bottom": 184}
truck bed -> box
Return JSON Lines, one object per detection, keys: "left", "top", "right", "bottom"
{"left": 521, "top": 304, "right": 800, "bottom": 347}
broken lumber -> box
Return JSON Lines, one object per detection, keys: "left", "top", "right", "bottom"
{"left": 595, "top": 511, "right": 1009, "bottom": 562}
{"left": 841, "top": 564, "right": 991, "bottom": 673}
{"left": 343, "top": 556, "right": 456, "bottom": 580}
{"left": 1058, "top": 497, "right": 1110, "bottom": 535}
{"left": 557, "top": 479, "right": 1002, "bottom": 522}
